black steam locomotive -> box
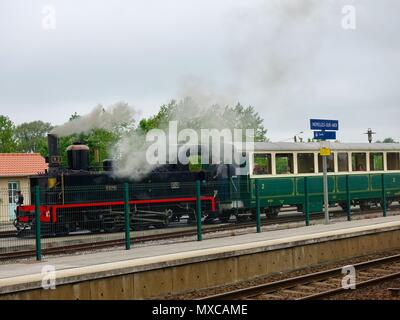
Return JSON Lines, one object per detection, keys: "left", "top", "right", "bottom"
{"left": 15, "top": 134, "right": 234, "bottom": 235}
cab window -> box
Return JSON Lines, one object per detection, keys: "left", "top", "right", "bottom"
{"left": 387, "top": 152, "right": 400, "bottom": 171}
{"left": 352, "top": 153, "right": 367, "bottom": 172}
{"left": 276, "top": 153, "right": 294, "bottom": 174}
{"left": 297, "top": 153, "right": 315, "bottom": 174}
{"left": 318, "top": 153, "right": 335, "bottom": 173}
{"left": 253, "top": 153, "right": 272, "bottom": 175}
{"left": 189, "top": 155, "right": 202, "bottom": 172}
{"left": 370, "top": 153, "right": 384, "bottom": 171}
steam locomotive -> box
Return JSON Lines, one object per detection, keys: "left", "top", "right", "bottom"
{"left": 15, "top": 134, "right": 241, "bottom": 235}
{"left": 17, "top": 134, "right": 400, "bottom": 236}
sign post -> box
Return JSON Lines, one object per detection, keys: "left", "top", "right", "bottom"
{"left": 322, "top": 145, "right": 330, "bottom": 225}
{"left": 310, "top": 119, "right": 339, "bottom": 225}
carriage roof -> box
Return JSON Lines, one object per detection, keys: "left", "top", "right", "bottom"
{"left": 234, "top": 142, "right": 400, "bottom": 152}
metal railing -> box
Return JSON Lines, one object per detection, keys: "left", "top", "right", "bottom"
{"left": 0, "top": 174, "right": 395, "bottom": 262}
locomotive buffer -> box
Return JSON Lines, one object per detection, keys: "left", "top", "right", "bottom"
{"left": 310, "top": 119, "right": 339, "bottom": 224}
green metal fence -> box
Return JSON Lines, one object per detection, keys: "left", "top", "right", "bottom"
{"left": 0, "top": 175, "right": 397, "bottom": 263}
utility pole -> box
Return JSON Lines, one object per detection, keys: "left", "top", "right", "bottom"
{"left": 364, "top": 128, "right": 376, "bottom": 143}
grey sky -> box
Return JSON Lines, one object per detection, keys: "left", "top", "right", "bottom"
{"left": 0, "top": 0, "right": 399, "bottom": 142}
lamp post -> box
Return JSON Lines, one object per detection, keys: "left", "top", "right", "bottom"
{"left": 293, "top": 131, "right": 304, "bottom": 142}
{"left": 279, "top": 131, "right": 304, "bottom": 143}
{"left": 364, "top": 128, "right": 376, "bottom": 143}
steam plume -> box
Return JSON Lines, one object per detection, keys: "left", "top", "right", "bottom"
{"left": 112, "top": 0, "right": 326, "bottom": 180}
{"left": 111, "top": 97, "right": 257, "bottom": 180}
{"left": 51, "top": 102, "right": 137, "bottom": 137}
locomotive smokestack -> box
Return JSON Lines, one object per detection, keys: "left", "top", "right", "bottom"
{"left": 67, "top": 142, "right": 90, "bottom": 171}
{"left": 47, "top": 134, "right": 61, "bottom": 172}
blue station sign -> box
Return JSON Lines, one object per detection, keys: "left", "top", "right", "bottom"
{"left": 314, "top": 131, "right": 337, "bottom": 140}
{"left": 310, "top": 119, "right": 339, "bottom": 131}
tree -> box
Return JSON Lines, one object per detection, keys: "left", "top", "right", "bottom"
{"left": 57, "top": 113, "right": 126, "bottom": 167}
{"left": 15, "top": 121, "right": 53, "bottom": 155}
{"left": 69, "top": 112, "right": 80, "bottom": 121}
{"left": 376, "top": 138, "right": 398, "bottom": 143}
{"left": 0, "top": 115, "right": 17, "bottom": 153}
{"left": 139, "top": 100, "right": 177, "bottom": 133}
{"left": 138, "top": 99, "right": 268, "bottom": 142}
{"left": 226, "top": 103, "right": 267, "bottom": 142}
{"left": 383, "top": 138, "right": 398, "bottom": 143}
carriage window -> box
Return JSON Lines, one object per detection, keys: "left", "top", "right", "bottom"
{"left": 370, "top": 153, "right": 384, "bottom": 171}
{"left": 338, "top": 153, "right": 349, "bottom": 172}
{"left": 352, "top": 153, "right": 367, "bottom": 172}
{"left": 387, "top": 152, "right": 400, "bottom": 171}
{"left": 298, "top": 153, "right": 315, "bottom": 174}
{"left": 253, "top": 153, "right": 272, "bottom": 175}
{"left": 276, "top": 153, "right": 294, "bottom": 174}
{"left": 318, "top": 153, "right": 335, "bottom": 173}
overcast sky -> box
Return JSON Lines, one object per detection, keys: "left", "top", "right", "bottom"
{"left": 0, "top": 0, "right": 399, "bottom": 142}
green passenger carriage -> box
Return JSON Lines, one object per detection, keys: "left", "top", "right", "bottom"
{"left": 222, "top": 142, "right": 400, "bottom": 220}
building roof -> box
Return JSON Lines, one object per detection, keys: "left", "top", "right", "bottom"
{"left": 0, "top": 153, "right": 48, "bottom": 177}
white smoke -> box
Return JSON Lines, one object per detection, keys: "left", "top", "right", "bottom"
{"left": 51, "top": 102, "right": 138, "bottom": 137}
{"left": 111, "top": 0, "right": 327, "bottom": 180}
{"left": 227, "top": 0, "right": 326, "bottom": 109}
{"left": 111, "top": 97, "right": 257, "bottom": 180}
{"left": 176, "top": 0, "right": 327, "bottom": 112}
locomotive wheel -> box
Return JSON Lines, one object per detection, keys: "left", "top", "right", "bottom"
{"left": 162, "top": 209, "right": 173, "bottom": 228}
{"left": 187, "top": 210, "right": 197, "bottom": 224}
{"left": 103, "top": 223, "right": 116, "bottom": 233}
{"left": 339, "top": 202, "right": 350, "bottom": 212}
{"left": 219, "top": 211, "right": 232, "bottom": 223}
{"left": 55, "top": 225, "right": 69, "bottom": 237}
{"left": 236, "top": 213, "right": 249, "bottom": 223}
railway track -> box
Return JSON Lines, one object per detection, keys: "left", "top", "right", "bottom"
{"left": 0, "top": 205, "right": 398, "bottom": 261}
{"left": 198, "top": 254, "right": 400, "bottom": 300}
{"left": 0, "top": 230, "right": 17, "bottom": 239}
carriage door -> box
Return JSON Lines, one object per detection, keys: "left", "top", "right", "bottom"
{"left": 228, "top": 165, "right": 240, "bottom": 200}
{"left": 8, "top": 181, "right": 20, "bottom": 221}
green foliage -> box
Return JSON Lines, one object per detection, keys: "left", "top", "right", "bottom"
{"left": 1, "top": 99, "right": 267, "bottom": 169}
{"left": 276, "top": 155, "right": 293, "bottom": 174}
{"left": 69, "top": 112, "right": 80, "bottom": 121}
{"left": 58, "top": 114, "right": 122, "bottom": 167}
{"left": 371, "top": 153, "right": 384, "bottom": 170}
{"left": 138, "top": 99, "right": 268, "bottom": 142}
{"left": 0, "top": 115, "right": 17, "bottom": 153}
{"left": 276, "top": 158, "right": 288, "bottom": 174}
{"left": 227, "top": 103, "right": 267, "bottom": 142}
{"left": 376, "top": 137, "right": 398, "bottom": 144}
{"left": 188, "top": 155, "right": 202, "bottom": 172}
{"left": 139, "top": 100, "right": 177, "bottom": 133}
{"left": 14, "top": 121, "right": 53, "bottom": 156}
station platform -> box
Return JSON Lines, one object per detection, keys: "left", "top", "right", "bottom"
{"left": 1, "top": 215, "right": 400, "bottom": 299}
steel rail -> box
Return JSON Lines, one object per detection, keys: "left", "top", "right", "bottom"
{"left": 198, "top": 254, "right": 400, "bottom": 300}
